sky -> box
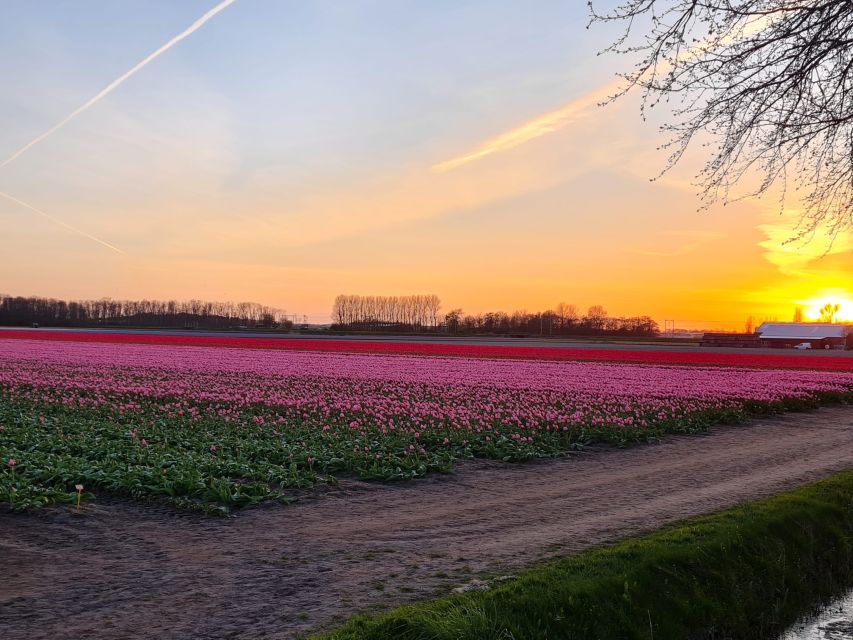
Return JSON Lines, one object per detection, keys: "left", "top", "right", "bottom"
{"left": 0, "top": 1, "right": 850, "bottom": 329}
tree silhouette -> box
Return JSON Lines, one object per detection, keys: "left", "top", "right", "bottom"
{"left": 445, "top": 309, "right": 464, "bottom": 334}
{"left": 591, "top": 1, "right": 853, "bottom": 241}
{"left": 819, "top": 302, "right": 840, "bottom": 323}
{"left": 0, "top": 294, "right": 290, "bottom": 329}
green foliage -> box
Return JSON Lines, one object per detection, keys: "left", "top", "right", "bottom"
{"left": 317, "top": 471, "right": 853, "bottom": 640}
{"left": 1, "top": 389, "right": 850, "bottom": 514}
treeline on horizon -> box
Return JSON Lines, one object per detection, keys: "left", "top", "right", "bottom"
{"left": 0, "top": 294, "right": 291, "bottom": 329}
{"left": 332, "top": 294, "right": 659, "bottom": 337}
{"left": 332, "top": 294, "right": 443, "bottom": 330}
{"left": 1, "top": 293, "right": 660, "bottom": 337}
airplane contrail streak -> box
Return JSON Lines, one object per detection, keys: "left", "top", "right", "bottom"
{"left": 431, "top": 17, "right": 770, "bottom": 174}
{"left": 431, "top": 80, "right": 621, "bottom": 173}
{"left": 0, "top": 190, "right": 125, "bottom": 254}
{"left": 0, "top": 0, "right": 238, "bottom": 169}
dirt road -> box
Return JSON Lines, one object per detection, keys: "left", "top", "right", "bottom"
{"left": 2, "top": 407, "right": 853, "bottom": 639}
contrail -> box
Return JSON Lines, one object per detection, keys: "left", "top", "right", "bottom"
{"left": 432, "top": 80, "right": 620, "bottom": 173}
{"left": 0, "top": 0, "right": 238, "bottom": 169}
{"left": 0, "top": 190, "right": 125, "bottom": 254}
{"left": 431, "top": 17, "right": 771, "bottom": 174}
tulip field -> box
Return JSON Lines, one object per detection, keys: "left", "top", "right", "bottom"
{"left": 5, "top": 328, "right": 853, "bottom": 370}
{"left": 2, "top": 334, "right": 852, "bottom": 513}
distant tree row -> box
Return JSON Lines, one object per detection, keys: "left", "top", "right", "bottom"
{"left": 0, "top": 294, "right": 291, "bottom": 329}
{"left": 332, "top": 294, "right": 442, "bottom": 331}
{"left": 331, "top": 296, "right": 658, "bottom": 337}
{"left": 444, "top": 304, "right": 659, "bottom": 337}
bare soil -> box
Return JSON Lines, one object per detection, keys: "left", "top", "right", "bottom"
{"left": 2, "top": 407, "right": 853, "bottom": 640}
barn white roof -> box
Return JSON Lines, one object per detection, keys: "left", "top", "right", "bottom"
{"left": 756, "top": 322, "right": 850, "bottom": 339}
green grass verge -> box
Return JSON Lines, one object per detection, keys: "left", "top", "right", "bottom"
{"left": 317, "top": 470, "right": 853, "bottom": 640}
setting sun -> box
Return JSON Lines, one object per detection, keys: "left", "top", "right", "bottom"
{"left": 800, "top": 292, "right": 853, "bottom": 323}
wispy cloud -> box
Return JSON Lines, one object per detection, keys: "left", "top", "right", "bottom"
{"left": 432, "top": 80, "right": 620, "bottom": 173}
{"left": 0, "top": 0, "right": 238, "bottom": 169}
{"left": 0, "top": 190, "right": 125, "bottom": 254}
{"left": 431, "top": 16, "right": 772, "bottom": 176}
{"left": 757, "top": 217, "right": 852, "bottom": 278}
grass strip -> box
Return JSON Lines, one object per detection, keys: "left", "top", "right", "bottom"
{"left": 317, "top": 469, "right": 853, "bottom": 640}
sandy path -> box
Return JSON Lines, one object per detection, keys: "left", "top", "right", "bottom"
{"left": 2, "top": 407, "right": 853, "bottom": 639}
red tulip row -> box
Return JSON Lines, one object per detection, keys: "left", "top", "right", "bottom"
{"left": 1, "top": 329, "right": 851, "bottom": 370}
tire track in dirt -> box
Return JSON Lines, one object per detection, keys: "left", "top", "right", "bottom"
{"left": 2, "top": 407, "right": 852, "bottom": 639}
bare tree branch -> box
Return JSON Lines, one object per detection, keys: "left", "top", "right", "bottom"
{"left": 590, "top": 0, "right": 853, "bottom": 242}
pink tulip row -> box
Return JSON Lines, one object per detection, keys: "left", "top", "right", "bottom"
{"left": 2, "top": 339, "right": 852, "bottom": 441}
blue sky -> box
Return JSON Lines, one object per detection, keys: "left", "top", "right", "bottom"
{"left": 1, "top": 1, "right": 613, "bottom": 176}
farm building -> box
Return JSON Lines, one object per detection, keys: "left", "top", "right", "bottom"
{"left": 755, "top": 322, "right": 852, "bottom": 350}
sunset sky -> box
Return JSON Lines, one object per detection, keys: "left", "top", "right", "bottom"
{"left": 1, "top": 1, "right": 850, "bottom": 329}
